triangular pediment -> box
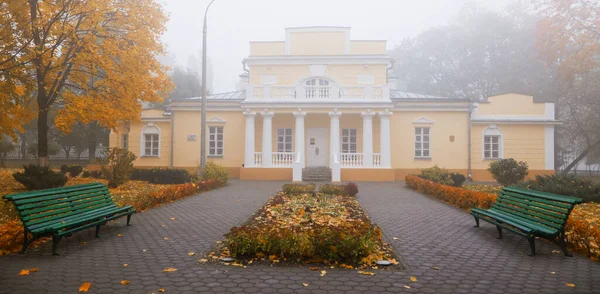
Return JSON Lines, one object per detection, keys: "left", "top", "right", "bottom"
{"left": 207, "top": 117, "right": 226, "bottom": 123}
{"left": 412, "top": 117, "right": 434, "bottom": 124}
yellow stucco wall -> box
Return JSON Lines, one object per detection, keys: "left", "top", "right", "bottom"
{"left": 390, "top": 111, "right": 469, "bottom": 170}
{"left": 471, "top": 124, "right": 546, "bottom": 171}
{"left": 349, "top": 41, "right": 387, "bottom": 55}
{"left": 289, "top": 32, "right": 346, "bottom": 55}
{"left": 250, "top": 42, "right": 285, "bottom": 56}
{"left": 129, "top": 121, "right": 171, "bottom": 167}
{"left": 248, "top": 64, "right": 387, "bottom": 86}
{"left": 477, "top": 93, "right": 546, "bottom": 116}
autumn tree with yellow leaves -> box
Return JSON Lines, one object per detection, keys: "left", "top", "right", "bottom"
{"left": 0, "top": 0, "right": 171, "bottom": 165}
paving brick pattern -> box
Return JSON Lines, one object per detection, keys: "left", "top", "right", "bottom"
{"left": 1, "top": 180, "right": 599, "bottom": 293}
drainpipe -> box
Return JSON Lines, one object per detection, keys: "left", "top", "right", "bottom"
{"left": 169, "top": 103, "right": 175, "bottom": 168}
{"left": 467, "top": 98, "right": 474, "bottom": 181}
{"left": 386, "top": 60, "right": 395, "bottom": 82}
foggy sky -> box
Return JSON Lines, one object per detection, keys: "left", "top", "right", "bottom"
{"left": 162, "top": 0, "right": 513, "bottom": 93}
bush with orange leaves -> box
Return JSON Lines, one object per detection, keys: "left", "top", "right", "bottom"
{"left": 405, "top": 175, "right": 497, "bottom": 210}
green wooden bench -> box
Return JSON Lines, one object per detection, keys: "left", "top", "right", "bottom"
{"left": 3, "top": 182, "right": 136, "bottom": 255}
{"left": 470, "top": 186, "right": 583, "bottom": 256}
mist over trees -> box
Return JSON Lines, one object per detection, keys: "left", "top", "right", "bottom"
{"left": 391, "top": 0, "right": 599, "bottom": 173}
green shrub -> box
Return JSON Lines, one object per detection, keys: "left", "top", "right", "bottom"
{"left": 488, "top": 158, "right": 529, "bottom": 186}
{"left": 449, "top": 173, "right": 466, "bottom": 187}
{"left": 13, "top": 164, "right": 67, "bottom": 190}
{"left": 100, "top": 148, "right": 136, "bottom": 188}
{"left": 419, "top": 165, "right": 453, "bottom": 186}
{"left": 90, "top": 170, "right": 102, "bottom": 178}
{"left": 82, "top": 170, "right": 91, "bottom": 178}
{"left": 515, "top": 174, "right": 600, "bottom": 203}
{"left": 131, "top": 168, "right": 192, "bottom": 184}
{"left": 319, "top": 182, "right": 359, "bottom": 196}
{"left": 60, "top": 164, "right": 83, "bottom": 177}
{"left": 199, "top": 161, "right": 228, "bottom": 185}
{"left": 282, "top": 183, "right": 315, "bottom": 195}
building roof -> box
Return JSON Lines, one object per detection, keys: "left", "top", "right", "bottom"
{"left": 174, "top": 90, "right": 246, "bottom": 101}
{"left": 390, "top": 89, "right": 459, "bottom": 100}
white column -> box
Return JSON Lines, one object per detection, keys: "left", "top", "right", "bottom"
{"left": 329, "top": 109, "right": 342, "bottom": 166}
{"left": 379, "top": 109, "right": 392, "bottom": 168}
{"left": 261, "top": 110, "right": 274, "bottom": 167}
{"left": 293, "top": 109, "right": 306, "bottom": 163}
{"left": 362, "top": 109, "right": 374, "bottom": 167}
{"left": 243, "top": 110, "right": 257, "bottom": 167}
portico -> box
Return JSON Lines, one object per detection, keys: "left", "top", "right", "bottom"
{"left": 242, "top": 107, "right": 393, "bottom": 181}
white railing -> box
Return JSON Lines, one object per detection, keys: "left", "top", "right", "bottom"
{"left": 272, "top": 152, "right": 295, "bottom": 167}
{"left": 373, "top": 153, "right": 381, "bottom": 167}
{"left": 250, "top": 85, "right": 389, "bottom": 100}
{"left": 340, "top": 153, "right": 364, "bottom": 168}
{"left": 254, "top": 152, "right": 262, "bottom": 167}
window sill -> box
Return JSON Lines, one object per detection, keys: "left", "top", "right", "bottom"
{"left": 483, "top": 158, "right": 502, "bottom": 161}
{"left": 208, "top": 155, "right": 224, "bottom": 158}
{"left": 414, "top": 157, "right": 432, "bottom": 160}
{"left": 141, "top": 155, "right": 159, "bottom": 158}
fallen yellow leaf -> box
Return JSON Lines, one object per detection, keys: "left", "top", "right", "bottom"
{"left": 163, "top": 238, "right": 169, "bottom": 241}
{"left": 158, "top": 288, "right": 165, "bottom": 292}
{"left": 29, "top": 268, "right": 39, "bottom": 273}
{"left": 392, "top": 237, "right": 399, "bottom": 240}
{"left": 117, "top": 234, "right": 123, "bottom": 237}
{"left": 303, "top": 283, "right": 309, "bottom": 287}
{"left": 357, "top": 271, "right": 375, "bottom": 276}
{"left": 78, "top": 282, "right": 91, "bottom": 292}
{"left": 170, "top": 218, "right": 175, "bottom": 221}
{"left": 309, "top": 267, "right": 319, "bottom": 271}
{"left": 120, "top": 280, "right": 130, "bottom": 285}
{"left": 432, "top": 266, "right": 440, "bottom": 270}
{"left": 198, "top": 258, "right": 208, "bottom": 263}
{"left": 404, "top": 285, "right": 411, "bottom": 289}
{"left": 123, "top": 264, "right": 128, "bottom": 267}
{"left": 552, "top": 250, "right": 560, "bottom": 254}
{"left": 550, "top": 272, "right": 555, "bottom": 274}
{"left": 188, "top": 252, "right": 195, "bottom": 256}
{"left": 410, "top": 276, "right": 417, "bottom": 282}
{"left": 81, "top": 241, "right": 87, "bottom": 245}
{"left": 163, "top": 268, "right": 177, "bottom": 272}
{"left": 18, "top": 269, "right": 30, "bottom": 276}
{"left": 320, "top": 270, "right": 327, "bottom": 277}
{"left": 566, "top": 283, "right": 575, "bottom": 287}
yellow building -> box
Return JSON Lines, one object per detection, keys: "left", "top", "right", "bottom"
{"left": 109, "top": 26, "right": 558, "bottom": 182}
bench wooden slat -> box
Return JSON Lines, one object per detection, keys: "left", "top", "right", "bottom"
{"left": 503, "top": 186, "right": 584, "bottom": 204}
{"left": 471, "top": 208, "right": 534, "bottom": 234}
{"left": 496, "top": 196, "right": 569, "bottom": 219}
{"left": 501, "top": 191, "right": 572, "bottom": 210}
{"left": 3, "top": 183, "right": 135, "bottom": 255}
{"left": 493, "top": 202, "right": 565, "bottom": 228}
{"left": 488, "top": 207, "right": 560, "bottom": 234}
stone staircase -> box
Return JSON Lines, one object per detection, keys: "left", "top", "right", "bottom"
{"left": 302, "top": 166, "right": 332, "bottom": 182}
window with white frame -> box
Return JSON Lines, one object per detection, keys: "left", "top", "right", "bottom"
{"left": 209, "top": 126, "right": 224, "bottom": 156}
{"left": 414, "top": 127, "right": 430, "bottom": 158}
{"left": 341, "top": 128, "right": 357, "bottom": 153}
{"left": 277, "top": 128, "right": 292, "bottom": 152}
{"left": 483, "top": 126, "right": 503, "bottom": 159}
{"left": 305, "top": 78, "right": 331, "bottom": 98}
{"left": 141, "top": 125, "right": 159, "bottom": 157}
{"left": 121, "top": 134, "right": 129, "bottom": 150}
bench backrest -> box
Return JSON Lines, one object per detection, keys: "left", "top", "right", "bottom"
{"left": 493, "top": 186, "right": 584, "bottom": 231}
{"left": 3, "top": 183, "right": 114, "bottom": 230}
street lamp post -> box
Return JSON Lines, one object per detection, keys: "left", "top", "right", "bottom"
{"left": 200, "top": 0, "right": 217, "bottom": 173}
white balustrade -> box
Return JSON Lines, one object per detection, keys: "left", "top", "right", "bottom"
{"left": 272, "top": 152, "right": 295, "bottom": 167}
{"left": 249, "top": 85, "right": 387, "bottom": 100}
{"left": 254, "top": 152, "right": 262, "bottom": 167}
{"left": 373, "top": 153, "right": 381, "bottom": 167}
{"left": 340, "top": 153, "right": 364, "bottom": 168}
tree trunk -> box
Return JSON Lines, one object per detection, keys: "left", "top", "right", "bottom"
{"left": 562, "top": 140, "right": 600, "bottom": 173}
{"left": 20, "top": 133, "right": 27, "bottom": 159}
{"left": 88, "top": 139, "right": 97, "bottom": 164}
{"left": 37, "top": 107, "right": 49, "bottom": 166}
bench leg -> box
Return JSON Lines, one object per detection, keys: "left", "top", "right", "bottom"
{"left": 496, "top": 226, "right": 503, "bottom": 239}
{"left": 52, "top": 235, "right": 62, "bottom": 256}
{"left": 473, "top": 216, "right": 480, "bottom": 228}
{"left": 95, "top": 225, "right": 101, "bottom": 238}
{"left": 527, "top": 237, "right": 536, "bottom": 256}
{"left": 126, "top": 214, "right": 132, "bottom": 226}
{"left": 20, "top": 229, "right": 33, "bottom": 254}
{"left": 558, "top": 233, "right": 573, "bottom": 257}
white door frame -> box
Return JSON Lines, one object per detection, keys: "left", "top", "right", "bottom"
{"left": 306, "top": 128, "right": 328, "bottom": 167}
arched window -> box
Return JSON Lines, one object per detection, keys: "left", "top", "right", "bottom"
{"left": 141, "top": 124, "right": 160, "bottom": 157}
{"left": 304, "top": 78, "right": 332, "bottom": 98}
{"left": 483, "top": 125, "right": 503, "bottom": 160}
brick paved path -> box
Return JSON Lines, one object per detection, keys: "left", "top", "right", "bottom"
{"left": 1, "top": 181, "right": 599, "bottom": 293}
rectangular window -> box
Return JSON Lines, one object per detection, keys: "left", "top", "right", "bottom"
{"left": 209, "top": 126, "right": 224, "bottom": 156}
{"left": 144, "top": 134, "right": 159, "bottom": 156}
{"left": 121, "top": 134, "right": 128, "bottom": 150}
{"left": 484, "top": 135, "right": 500, "bottom": 159}
{"left": 277, "top": 128, "right": 293, "bottom": 152}
{"left": 341, "top": 128, "right": 357, "bottom": 153}
{"left": 415, "top": 127, "right": 430, "bottom": 158}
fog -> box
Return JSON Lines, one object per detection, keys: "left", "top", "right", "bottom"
{"left": 162, "top": 0, "right": 512, "bottom": 93}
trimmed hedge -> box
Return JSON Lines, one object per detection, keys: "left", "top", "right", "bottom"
{"left": 319, "top": 182, "right": 359, "bottom": 196}
{"left": 13, "top": 164, "right": 67, "bottom": 190}
{"left": 282, "top": 183, "right": 315, "bottom": 195}
{"left": 405, "top": 175, "right": 497, "bottom": 210}
{"left": 516, "top": 174, "right": 600, "bottom": 203}
{"left": 131, "top": 168, "right": 192, "bottom": 184}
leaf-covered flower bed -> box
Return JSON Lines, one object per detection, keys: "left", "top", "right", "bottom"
{"left": 223, "top": 187, "right": 399, "bottom": 267}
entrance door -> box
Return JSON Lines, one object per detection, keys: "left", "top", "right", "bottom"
{"left": 306, "top": 128, "right": 328, "bottom": 166}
